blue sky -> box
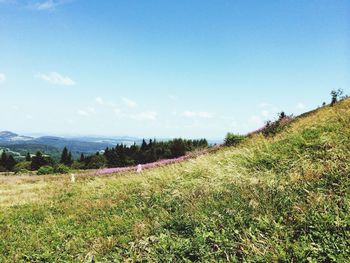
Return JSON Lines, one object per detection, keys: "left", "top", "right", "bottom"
{"left": 0, "top": 0, "right": 349, "bottom": 139}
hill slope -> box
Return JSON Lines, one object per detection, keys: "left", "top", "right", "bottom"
{"left": 1, "top": 99, "right": 350, "bottom": 261}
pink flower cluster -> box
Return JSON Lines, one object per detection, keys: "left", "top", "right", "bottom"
{"left": 84, "top": 145, "right": 222, "bottom": 177}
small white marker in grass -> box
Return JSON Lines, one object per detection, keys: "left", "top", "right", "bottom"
{"left": 136, "top": 164, "right": 142, "bottom": 173}
{"left": 71, "top": 173, "right": 76, "bottom": 183}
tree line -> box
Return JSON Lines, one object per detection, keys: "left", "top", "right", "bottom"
{"left": 0, "top": 138, "right": 208, "bottom": 173}
{"left": 82, "top": 138, "right": 208, "bottom": 169}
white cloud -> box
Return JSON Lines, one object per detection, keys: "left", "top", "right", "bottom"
{"left": 36, "top": 72, "right": 76, "bottom": 86}
{"left": 78, "top": 110, "right": 89, "bottom": 116}
{"left": 95, "top": 97, "right": 104, "bottom": 104}
{"left": 122, "top": 97, "right": 137, "bottom": 108}
{"left": 0, "top": 73, "right": 6, "bottom": 83}
{"left": 87, "top": 107, "right": 96, "bottom": 114}
{"left": 183, "top": 111, "right": 213, "bottom": 118}
{"left": 113, "top": 108, "right": 121, "bottom": 115}
{"left": 94, "top": 96, "right": 116, "bottom": 107}
{"left": 30, "top": 0, "right": 67, "bottom": 11}
{"left": 77, "top": 107, "right": 95, "bottom": 117}
{"left": 296, "top": 103, "right": 305, "bottom": 110}
{"left": 131, "top": 111, "right": 157, "bottom": 121}
{"left": 1, "top": 0, "right": 70, "bottom": 10}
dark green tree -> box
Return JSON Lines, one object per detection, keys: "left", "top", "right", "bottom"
{"left": 330, "top": 89, "right": 344, "bottom": 106}
{"left": 84, "top": 155, "right": 106, "bottom": 169}
{"left": 141, "top": 139, "right": 147, "bottom": 151}
{"left": 6, "top": 155, "right": 16, "bottom": 171}
{"left": 0, "top": 151, "right": 7, "bottom": 168}
{"left": 25, "top": 152, "right": 31, "bottom": 162}
{"left": 279, "top": 111, "right": 286, "bottom": 120}
{"left": 67, "top": 152, "right": 73, "bottom": 166}
{"left": 170, "top": 139, "right": 186, "bottom": 157}
{"left": 31, "top": 151, "right": 46, "bottom": 170}
{"left": 79, "top": 153, "right": 85, "bottom": 163}
{"left": 60, "top": 147, "right": 69, "bottom": 165}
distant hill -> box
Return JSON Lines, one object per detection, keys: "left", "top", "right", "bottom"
{"left": 0, "top": 131, "right": 33, "bottom": 143}
{"left": 0, "top": 131, "right": 139, "bottom": 158}
{"left": 0, "top": 131, "right": 222, "bottom": 161}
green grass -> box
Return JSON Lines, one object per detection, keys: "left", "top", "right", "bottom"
{"left": 1, "top": 99, "right": 350, "bottom": 262}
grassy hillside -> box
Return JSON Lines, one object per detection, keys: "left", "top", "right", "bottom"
{"left": 1, "top": 99, "right": 350, "bottom": 262}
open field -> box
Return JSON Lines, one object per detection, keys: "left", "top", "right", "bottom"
{"left": 1, "top": 99, "right": 350, "bottom": 261}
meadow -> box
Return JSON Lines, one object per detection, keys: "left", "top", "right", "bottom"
{"left": 0, "top": 99, "right": 349, "bottom": 261}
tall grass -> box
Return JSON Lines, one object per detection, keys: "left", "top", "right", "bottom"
{"left": 0, "top": 99, "right": 350, "bottom": 261}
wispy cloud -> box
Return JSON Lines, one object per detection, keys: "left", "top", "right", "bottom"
{"left": 94, "top": 96, "right": 116, "bottom": 107}
{"left": 122, "top": 97, "right": 137, "bottom": 108}
{"left": 77, "top": 107, "right": 95, "bottom": 117}
{"left": 36, "top": 71, "right": 76, "bottom": 86}
{"left": 30, "top": 0, "right": 69, "bottom": 11}
{"left": 183, "top": 111, "right": 213, "bottom": 118}
{"left": 12, "top": 105, "right": 19, "bottom": 111}
{"left": 131, "top": 111, "right": 157, "bottom": 121}
{"left": 0, "top": 73, "right": 6, "bottom": 83}
{"left": 95, "top": 97, "right": 104, "bottom": 105}
{"left": 77, "top": 110, "right": 89, "bottom": 117}
{"left": 113, "top": 108, "right": 121, "bottom": 115}
{"left": 0, "top": 0, "right": 70, "bottom": 10}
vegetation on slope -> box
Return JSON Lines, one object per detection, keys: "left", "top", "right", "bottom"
{"left": 0, "top": 99, "right": 350, "bottom": 261}
{"left": 0, "top": 138, "right": 209, "bottom": 174}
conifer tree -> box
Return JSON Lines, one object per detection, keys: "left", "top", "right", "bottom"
{"left": 67, "top": 151, "right": 73, "bottom": 166}
{"left": 79, "top": 153, "right": 85, "bottom": 163}
{"left": 31, "top": 151, "right": 46, "bottom": 170}
{"left": 25, "top": 152, "right": 31, "bottom": 162}
{"left": 0, "top": 151, "right": 7, "bottom": 167}
{"left": 141, "top": 139, "right": 147, "bottom": 151}
{"left": 60, "top": 147, "right": 69, "bottom": 165}
{"left": 6, "top": 155, "right": 16, "bottom": 171}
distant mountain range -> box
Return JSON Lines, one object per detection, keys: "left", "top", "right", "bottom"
{"left": 0, "top": 131, "right": 33, "bottom": 142}
{"left": 0, "top": 131, "right": 141, "bottom": 159}
{"left": 0, "top": 131, "right": 223, "bottom": 160}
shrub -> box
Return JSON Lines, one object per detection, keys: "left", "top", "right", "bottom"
{"left": 330, "top": 89, "right": 344, "bottom": 106}
{"left": 262, "top": 113, "right": 291, "bottom": 137}
{"left": 16, "top": 169, "right": 30, "bottom": 174}
{"left": 224, "top": 133, "right": 245, "bottom": 146}
{"left": 13, "top": 161, "right": 31, "bottom": 174}
{"left": 37, "top": 166, "right": 55, "bottom": 175}
{"left": 71, "top": 161, "right": 84, "bottom": 170}
{"left": 54, "top": 164, "right": 70, "bottom": 174}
